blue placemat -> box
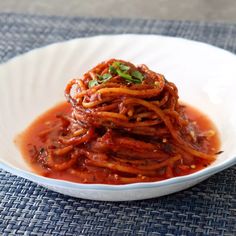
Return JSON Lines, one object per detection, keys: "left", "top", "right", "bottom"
{"left": 0, "top": 13, "right": 235, "bottom": 236}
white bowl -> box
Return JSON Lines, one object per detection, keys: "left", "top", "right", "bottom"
{"left": 0, "top": 35, "right": 236, "bottom": 201}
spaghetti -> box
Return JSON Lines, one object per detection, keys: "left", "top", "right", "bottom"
{"left": 18, "top": 59, "right": 220, "bottom": 184}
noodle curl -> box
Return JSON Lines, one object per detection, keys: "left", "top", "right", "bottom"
{"left": 36, "top": 59, "right": 218, "bottom": 184}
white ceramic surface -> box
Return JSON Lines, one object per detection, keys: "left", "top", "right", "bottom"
{"left": 0, "top": 35, "right": 236, "bottom": 201}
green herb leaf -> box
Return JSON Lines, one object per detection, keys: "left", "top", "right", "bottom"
{"left": 110, "top": 61, "right": 145, "bottom": 84}
{"left": 112, "top": 61, "right": 130, "bottom": 71}
{"left": 109, "top": 65, "right": 116, "bottom": 74}
{"left": 112, "top": 61, "right": 121, "bottom": 68}
{"left": 97, "top": 73, "right": 112, "bottom": 80}
{"left": 88, "top": 79, "right": 99, "bottom": 88}
{"left": 101, "top": 73, "right": 112, "bottom": 80}
{"left": 119, "top": 64, "right": 130, "bottom": 71}
{"left": 131, "top": 70, "right": 144, "bottom": 80}
{"left": 116, "top": 69, "right": 133, "bottom": 81}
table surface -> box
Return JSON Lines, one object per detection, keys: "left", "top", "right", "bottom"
{"left": 0, "top": 13, "right": 235, "bottom": 236}
{"left": 0, "top": 0, "right": 236, "bottom": 22}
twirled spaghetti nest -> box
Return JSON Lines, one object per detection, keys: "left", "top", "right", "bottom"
{"left": 40, "top": 59, "right": 217, "bottom": 184}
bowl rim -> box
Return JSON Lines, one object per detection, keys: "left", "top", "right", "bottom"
{"left": 0, "top": 34, "right": 236, "bottom": 191}
{"left": 1, "top": 34, "right": 236, "bottom": 68}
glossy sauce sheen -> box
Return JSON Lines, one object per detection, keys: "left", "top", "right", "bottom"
{"left": 16, "top": 102, "right": 220, "bottom": 184}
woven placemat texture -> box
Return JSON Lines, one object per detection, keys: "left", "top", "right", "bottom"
{"left": 0, "top": 13, "right": 235, "bottom": 236}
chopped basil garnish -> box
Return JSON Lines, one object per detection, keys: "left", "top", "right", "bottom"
{"left": 111, "top": 61, "right": 144, "bottom": 83}
{"left": 116, "top": 69, "right": 132, "bottom": 81}
{"left": 89, "top": 61, "right": 145, "bottom": 87}
{"left": 113, "top": 61, "right": 121, "bottom": 68}
{"left": 89, "top": 73, "right": 113, "bottom": 88}
{"left": 119, "top": 64, "right": 130, "bottom": 71}
{"left": 88, "top": 79, "right": 99, "bottom": 88}
{"left": 131, "top": 70, "right": 144, "bottom": 80}
{"left": 98, "top": 73, "right": 112, "bottom": 81}
{"left": 117, "top": 69, "right": 141, "bottom": 83}
{"left": 109, "top": 65, "right": 116, "bottom": 74}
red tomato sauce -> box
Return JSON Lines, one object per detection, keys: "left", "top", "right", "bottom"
{"left": 15, "top": 102, "right": 221, "bottom": 184}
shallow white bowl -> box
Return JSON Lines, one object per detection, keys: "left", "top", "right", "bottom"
{"left": 0, "top": 35, "right": 236, "bottom": 201}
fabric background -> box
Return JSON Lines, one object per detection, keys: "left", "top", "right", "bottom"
{"left": 0, "top": 13, "right": 235, "bottom": 236}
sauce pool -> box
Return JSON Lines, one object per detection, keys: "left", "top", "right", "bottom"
{"left": 15, "top": 102, "right": 221, "bottom": 184}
